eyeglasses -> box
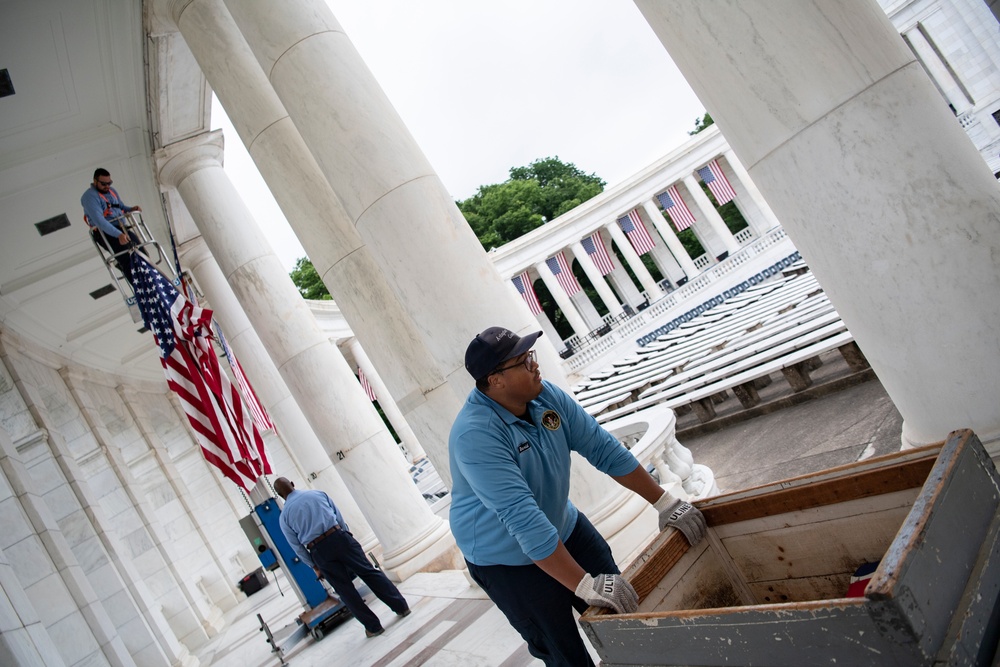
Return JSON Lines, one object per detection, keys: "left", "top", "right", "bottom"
{"left": 492, "top": 350, "right": 537, "bottom": 374}
{"left": 97, "top": 180, "right": 112, "bottom": 186}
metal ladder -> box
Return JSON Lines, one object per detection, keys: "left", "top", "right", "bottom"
{"left": 89, "top": 212, "right": 178, "bottom": 323}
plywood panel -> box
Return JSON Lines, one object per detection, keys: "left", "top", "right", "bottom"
{"left": 647, "top": 544, "right": 742, "bottom": 613}
{"left": 721, "top": 506, "right": 910, "bottom": 585}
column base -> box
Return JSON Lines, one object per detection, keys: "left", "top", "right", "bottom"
{"left": 901, "top": 420, "right": 1000, "bottom": 456}
{"left": 379, "top": 519, "right": 464, "bottom": 582}
{"left": 602, "top": 493, "right": 659, "bottom": 568}
{"left": 174, "top": 646, "right": 200, "bottom": 667}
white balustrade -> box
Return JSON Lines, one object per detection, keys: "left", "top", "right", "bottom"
{"left": 734, "top": 227, "right": 755, "bottom": 245}
{"left": 562, "top": 226, "right": 792, "bottom": 373}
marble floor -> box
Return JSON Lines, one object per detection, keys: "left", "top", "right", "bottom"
{"left": 195, "top": 569, "right": 601, "bottom": 667}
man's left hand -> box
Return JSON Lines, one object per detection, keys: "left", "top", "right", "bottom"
{"left": 654, "top": 493, "right": 706, "bottom": 545}
{"left": 312, "top": 567, "right": 323, "bottom": 580}
{"left": 129, "top": 205, "right": 142, "bottom": 213}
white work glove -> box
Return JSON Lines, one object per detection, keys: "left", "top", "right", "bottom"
{"left": 575, "top": 573, "right": 639, "bottom": 614}
{"left": 654, "top": 493, "right": 707, "bottom": 545}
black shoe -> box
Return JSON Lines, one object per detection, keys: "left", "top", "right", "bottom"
{"left": 365, "top": 627, "right": 385, "bottom": 638}
{"left": 397, "top": 608, "right": 411, "bottom": 617}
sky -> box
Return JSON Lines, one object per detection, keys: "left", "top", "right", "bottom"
{"left": 212, "top": 0, "right": 707, "bottom": 271}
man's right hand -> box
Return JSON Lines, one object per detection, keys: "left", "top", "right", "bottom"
{"left": 575, "top": 573, "right": 638, "bottom": 614}
{"left": 313, "top": 567, "right": 323, "bottom": 580}
{"left": 117, "top": 232, "right": 129, "bottom": 245}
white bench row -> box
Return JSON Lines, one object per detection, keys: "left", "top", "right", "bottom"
{"left": 577, "top": 289, "right": 834, "bottom": 408}
{"left": 575, "top": 270, "right": 854, "bottom": 424}
{"left": 597, "top": 329, "right": 867, "bottom": 425}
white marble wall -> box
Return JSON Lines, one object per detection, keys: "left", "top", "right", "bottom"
{"left": 0, "top": 431, "right": 73, "bottom": 667}
{"left": 881, "top": 0, "right": 1000, "bottom": 171}
{"left": 64, "top": 377, "right": 213, "bottom": 650}
{"left": 0, "top": 331, "right": 283, "bottom": 665}
{"left": 0, "top": 352, "right": 128, "bottom": 667}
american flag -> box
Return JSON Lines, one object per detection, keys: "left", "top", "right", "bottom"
{"left": 618, "top": 210, "right": 656, "bottom": 256}
{"left": 657, "top": 186, "right": 696, "bottom": 231}
{"left": 545, "top": 252, "right": 581, "bottom": 296}
{"left": 512, "top": 271, "right": 543, "bottom": 315}
{"left": 357, "top": 367, "right": 377, "bottom": 402}
{"left": 215, "top": 323, "right": 275, "bottom": 434}
{"left": 131, "top": 254, "right": 270, "bottom": 493}
{"left": 697, "top": 159, "right": 736, "bottom": 205}
{"left": 581, "top": 232, "right": 614, "bottom": 275}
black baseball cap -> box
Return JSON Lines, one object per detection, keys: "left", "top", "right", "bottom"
{"left": 465, "top": 326, "right": 543, "bottom": 381}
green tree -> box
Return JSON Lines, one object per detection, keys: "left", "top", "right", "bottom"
{"left": 689, "top": 112, "right": 714, "bottom": 135}
{"left": 458, "top": 157, "right": 605, "bottom": 249}
{"left": 456, "top": 157, "right": 607, "bottom": 340}
{"left": 289, "top": 257, "right": 332, "bottom": 300}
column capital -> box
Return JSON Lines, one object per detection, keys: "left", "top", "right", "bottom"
{"left": 177, "top": 235, "right": 212, "bottom": 269}
{"left": 155, "top": 129, "right": 225, "bottom": 190}
{"left": 166, "top": 0, "right": 196, "bottom": 25}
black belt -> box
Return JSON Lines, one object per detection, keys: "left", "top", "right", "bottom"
{"left": 306, "top": 524, "right": 341, "bottom": 550}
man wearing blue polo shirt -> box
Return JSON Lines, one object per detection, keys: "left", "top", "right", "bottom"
{"left": 275, "top": 477, "right": 410, "bottom": 638}
{"left": 81, "top": 168, "right": 143, "bottom": 280}
{"left": 449, "top": 326, "right": 706, "bottom": 666}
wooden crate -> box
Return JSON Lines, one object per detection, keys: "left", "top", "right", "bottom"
{"left": 580, "top": 430, "right": 1000, "bottom": 666}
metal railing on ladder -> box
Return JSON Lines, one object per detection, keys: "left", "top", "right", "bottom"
{"left": 89, "top": 212, "right": 178, "bottom": 324}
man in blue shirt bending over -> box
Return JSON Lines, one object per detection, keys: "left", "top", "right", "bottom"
{"left": 275, "top": 477, "right": 410, "bottom": 638}
{"left": 449, "top": 327, "right": 706, "bottom": 666}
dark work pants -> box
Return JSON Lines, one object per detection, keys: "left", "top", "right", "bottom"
{"left": 466, "top": 513, "right": 618, "bottom": 667}
{"left": 310, "top": 529, "right": 408, "bottom": 633}
{"left": 91, "top": 228, "right": 141, "bottom": 284}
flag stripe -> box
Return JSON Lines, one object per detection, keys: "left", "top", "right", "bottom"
{"left": 545, "top": 252, "right": 582, "bottom": 296}
{"left": 618, "top": 210, "right": 656, "bottom": 255}
{"left": 216, "top": 323, "right": 275, "bottom": 434}
{"left": 698, "top": 159, "right": 737, "bottom": 205}
{"left": 512, "top": 271, "right": 543, "bottom": 315}
{"left": 358, "top": 367, "right": 377, "bottom": 402}
{"left": 657, "top": 186, "right": 696, "bottom": 231}
{"left": 131, "top": 254, "right": 269, "bottom": 492}
{"left": 581, "top": 232, "right": 614, "bottom": 275}
{"left": 163, "top": 348, "right": 257, "bottom": 489}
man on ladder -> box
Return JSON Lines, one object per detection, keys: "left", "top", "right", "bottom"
{"left": 81, "top": 168, "right": 143, "bottom": 282}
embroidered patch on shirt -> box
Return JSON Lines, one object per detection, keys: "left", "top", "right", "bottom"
{"left": 517, "top": 441, "right": 531, "bottom": 453}
{"left": 541, "top": 410, "right": 561, "bottom": 431}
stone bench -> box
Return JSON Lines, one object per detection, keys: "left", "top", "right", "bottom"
{"left": 597, "top": 329, "right": 864, "bottom": 424}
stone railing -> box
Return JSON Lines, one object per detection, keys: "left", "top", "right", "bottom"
{"left": 735, "top": 227, "right": 755, "bottom": 245}
{"left": 692, "top": 254, "right": 713, "bottom": 270}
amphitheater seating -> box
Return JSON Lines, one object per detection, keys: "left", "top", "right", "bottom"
{"left": 573, "top": 270, "right": 868, "bottom": 423}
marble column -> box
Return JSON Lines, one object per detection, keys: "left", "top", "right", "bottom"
{"left": 179, "top": 237, "right": 376, "bottom": 550}
{"left": 221, "top": 0, "right": 573, "bottom": 429}
{"left": 535, "top": 259, "right": 590, "bottom": 338}
{"left": 156, "top": 133, "right": 461, "bottom": 579}
{"left": 723, "top": 150, "right": 781, "bottom": 235}
{"left": 640, "top": 200, "right": 699, "bottom": 276}
{"left": 635, "top": 0, "right": 1000, "bottom": 447}
{"left": 682, "top": 174, "right": 740, "bottom": 255}
{"left": 168, "top": 0, "right": 456, "bottom": 483}
{"left": 903, "top": 26, "right": 972, "bottom": 114}
{"left": 570, "top": 240, "right": 624, "bottom": 317}
{"left": 347, "top": 338, "right": 426, "bottom": 464}
{"left": 605, "top": 221, "right": 661, "bottom": 297}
